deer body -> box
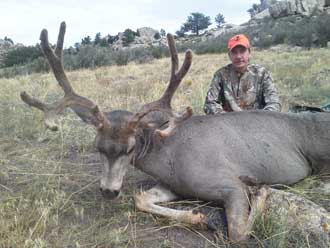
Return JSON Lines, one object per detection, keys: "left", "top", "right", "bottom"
{"left": 99, "top": 110, "right": 329, "bottom": 241}
{"left": 21, "top": 22, "right": 330, "bottom": 242}
{"left": 136, "top": 111, "right": 330, "bottom": 195}
{"left": 129, "top": 110, "right": 330, "bottom": 241}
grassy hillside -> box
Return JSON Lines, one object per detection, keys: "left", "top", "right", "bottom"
{"left": 0, "top": 48, "right": 330, "bottom": 247}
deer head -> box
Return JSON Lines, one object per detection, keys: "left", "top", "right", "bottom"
{"left": 21, "top": 22, "right": 193, "bottom": 199}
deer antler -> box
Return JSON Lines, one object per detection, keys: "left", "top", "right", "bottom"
{"left": 128, "top": 34, "right": 193, "bottom": 137}
{"left": 20, "top": 22, "right": 111, "bottom": 131}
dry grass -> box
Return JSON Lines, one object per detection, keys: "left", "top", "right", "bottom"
{"left": 1, "top": 48, "right": 330, "bottom": 247}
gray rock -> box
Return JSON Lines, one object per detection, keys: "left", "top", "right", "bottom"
{"left": 253, "top": 8, "right": 271, "bottom": 19}
{"left": 269, "top": 0, "right": 326, "bottom": 18}
{"left": 110, "top": 27, "right": 164, "bottom": 50}
{"left": 251, "top": 186, "right": 330, "bottom": 241}
{"left": 137, "top": 27, "right": 159, "bottom": 39}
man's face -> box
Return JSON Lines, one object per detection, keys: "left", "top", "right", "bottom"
{"left": 228, "top": 45, "right": 250, "bottom": 73}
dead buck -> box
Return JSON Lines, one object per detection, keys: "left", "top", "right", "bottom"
{"left": 21, "top": 22, "right": 330, "bottom": 242}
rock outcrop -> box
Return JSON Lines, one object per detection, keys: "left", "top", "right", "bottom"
{"left": 252, "top": 0, "right": 329, "bottom": 19}
{"left": 137, "top": 27, "right": 159, "bottom": 40}
{"left": 203, "top": 24, "right": 243, "bottom": 38}
{"left": 269, "top": 0, "right": 326, "bottom": 18}
{"left": 253, "top": 8, "right": 271, "bottom": 19}
{"left": 111, "top": 27, "right": 167, "bottom": 50}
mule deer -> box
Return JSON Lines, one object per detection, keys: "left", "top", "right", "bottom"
{"left": 21, "top": 22, "right": 330, "bottom": 242}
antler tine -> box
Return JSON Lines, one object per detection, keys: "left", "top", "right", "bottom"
{"left": 161, "top": 34, "right": 193, "bottom": 108}
{"left": 128, "top": 33, "right": 193, "bottom": 137}
{"left": 40, "top": 22, "right": 73, "bottom": 95}
{"left": 55, "top": 22, "right": 65, "bottom": 59}
{"left": 21, "top": 22, "right": 111, "bottom": 131}
{"left": 168, "top": 33, "right": 179, "bottom": 77}
{"left": 20, "top": 92, "right": 47, "bottom": 112}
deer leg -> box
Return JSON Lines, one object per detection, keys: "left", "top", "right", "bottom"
{"left": 225, "top": 189, "right": 250, "bottom": 242}
{"left": 224, "top": 186, "right": 268, "bottom": 243}
{"left": 246, "top": 186, "right": 268, "bottom": 232}
{"left": 135, "top": 184, "right": 208, "bottom": 227}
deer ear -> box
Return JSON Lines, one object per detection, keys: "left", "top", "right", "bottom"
{"left": 146, "top": 122, "right": 160, "bottom": 128}
{"left": 127, "top": 136, "right": 136, "bottom": 154}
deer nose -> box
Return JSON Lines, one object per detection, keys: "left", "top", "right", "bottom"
{"left": 99, "top": 188, "right": 120, "bottom": 199}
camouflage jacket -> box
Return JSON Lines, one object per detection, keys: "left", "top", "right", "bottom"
{"left": 204, "top": 63, "right": 281, "bottom": 114}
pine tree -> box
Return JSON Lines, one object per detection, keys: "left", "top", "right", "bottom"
{"left": 215, "top": 13, "right": 226, "bottom": 28}
{"left": 179, "top": 12, "right": 211, "bottom": 36}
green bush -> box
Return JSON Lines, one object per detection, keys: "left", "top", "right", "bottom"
{"left": 0, "top": 43, "right": 172, "bottom": 78}
{"left": 0, "top": 56, "right": 49, "bottom": 78}
{"left": 113, "top": 50, "right": 129, "bottom": 66}
{"left": 314, "top": 12, "right": 330, "bottom": 47}
{"left": 122, "top": 29, "right": 138, "bottom": 46}
{"left": 287, "top": 17, "right": 314, "bottom": 47}
{"left": 62, "top": 45, "right": 120, "bottom": 70}
{"left": 150, "top": 45, "right": 168, "bottom": 59}
{"left": 153, "top": 32, "right": 161, "bottom": 40}
{"left": 2, "top": 45, "right": 43, "bottom": 67}
{"left": 177, "top": 34, "right": 230, "bottom": 54}
{"left": 108, "top": 35, "right": 119, "bottom": 44}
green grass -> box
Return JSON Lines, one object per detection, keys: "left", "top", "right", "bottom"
{"left": 1, "top": 48, "right": 330, "bottom": 247}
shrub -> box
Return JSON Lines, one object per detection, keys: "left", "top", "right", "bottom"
{"left": 122, "top": 29, "right": 138, "bottom": 46}
{"left": 177, "top": 34, "right": 230, "bottom": 54}
{"left": 108, "top": 35, "right": 119, "bottom": 44}
{"left": 2, "top": 45, "right": 43, "bottom": 67}
{"left": 313, "top": 12, "right": 330, "bottom": 47}
{"left": 27, "top": 56, "right": 49, "bottom": 73}
{"left": 65, "top": 45, "right": 113, "bottom": 69}
{"left": 113, "top": 50, "right": 129, "bottom": 66}
{"left": 287, "top": 17, "right": 314, "bottom": 47}
{"left": 153, "top": 32, "right": 161, "bottom": 40}
{"left": 150, "top": 45, "right": 168, "bottom": 59}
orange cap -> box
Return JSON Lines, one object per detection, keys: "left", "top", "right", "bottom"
{"left": 227, "top": 34, "right": 250, "bottom": 51}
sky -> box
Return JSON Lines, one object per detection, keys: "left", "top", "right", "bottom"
{"left": 0, "top": 0, "right": 256, "bottom": 47}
